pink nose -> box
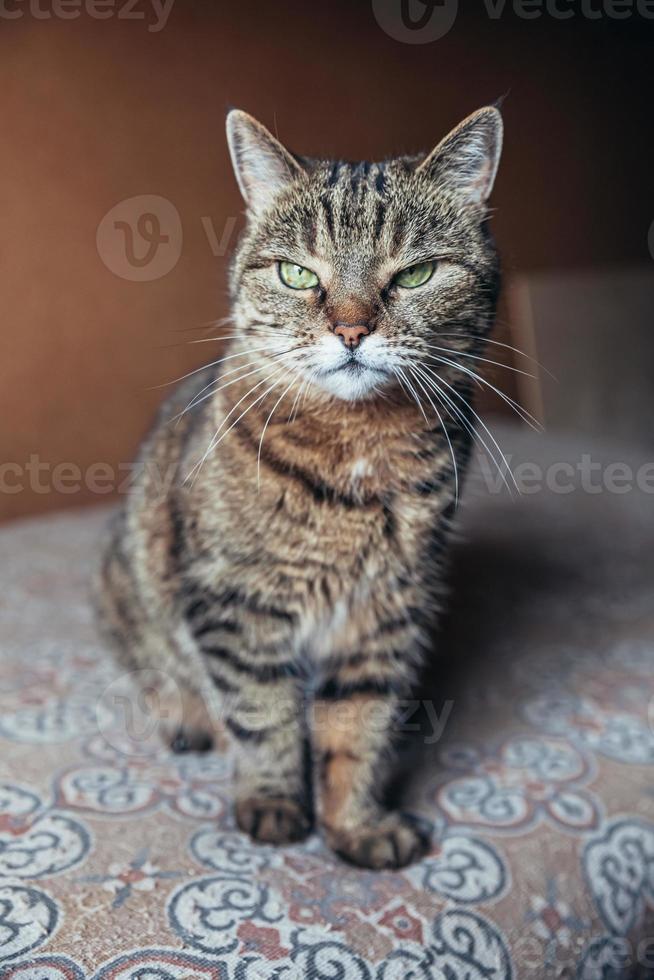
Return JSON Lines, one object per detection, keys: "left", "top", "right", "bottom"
{"left": 333, "top": 322, "right": 370, "bottom": 349}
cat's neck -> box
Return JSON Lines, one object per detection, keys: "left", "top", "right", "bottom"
{"left": 211, "top": 368, "right": 459, "bottom": 502}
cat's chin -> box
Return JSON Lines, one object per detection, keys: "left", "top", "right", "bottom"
{"left": 311, "top": 365, "right": 390, "bottom": 402}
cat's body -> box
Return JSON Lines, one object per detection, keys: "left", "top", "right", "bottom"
{"left": 98, "top": 107, "right": 503, "bottom": 869}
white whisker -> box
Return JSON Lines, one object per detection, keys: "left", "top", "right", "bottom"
{"left": 186, "top": 364, "right": 291, "bottom": 484}
{"left": 421, "top": 343, "right": 536, "bottom": 379}
{"left": 150, "top": 343, "right": 292, "bottom": 391}
{"left": 170, "top": 348, "right": 300, "bottom": 426}
{"left": 257, "top": 376, "right": 298, "bottom": 491}
{"left": 394, "top": 366, "right": 428, "bottom": 424}
{"left": 188, "top": 327, "right": 293, "bottom": 346}
{"left": 419, "top": 363, "right": 519, "bottom": 495}
{"left": 287, "top": 374, "right": 310, "bottom": 423}
{"left": 437, "top": 332, "right": 556, "bottom": 380}
{"left": 425, "top": 353, "right": 542, "bottom": 431}
{"left": 409, "top": 365, "right": 459, "bottom": 504}
{"left": 171, "top": 315, "right": 234, "bottom": 335}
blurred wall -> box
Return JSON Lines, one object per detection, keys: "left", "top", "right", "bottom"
{"left": 1, "top": 1, "right": 652, "bottom": 522}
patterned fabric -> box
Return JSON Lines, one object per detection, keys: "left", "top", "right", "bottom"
{"left": 1, "top": 448, "right": 653, "bottom": 979}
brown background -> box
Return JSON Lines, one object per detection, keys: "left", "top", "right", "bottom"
{"left": 1, "top": 0, "right": 652, "bottom": 523}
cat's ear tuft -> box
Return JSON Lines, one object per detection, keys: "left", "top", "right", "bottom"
{"left": 417, "top": 106, "right": 503, "bottom": 206}
{"left": 226, "top": 110, "right": 304, "bottom": 215}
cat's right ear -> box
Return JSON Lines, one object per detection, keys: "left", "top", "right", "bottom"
{"left": 226, "top": 110, "right": 304, "bottom": 216}
{"left": 416, "top": 106, "right": 503, "bottom": 207}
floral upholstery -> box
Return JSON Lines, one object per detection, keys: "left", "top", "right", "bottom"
{"left": 1, "top": 429, "right": 653, "bottom": 979}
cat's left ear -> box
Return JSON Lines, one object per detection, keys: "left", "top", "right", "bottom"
{"left": 416, "top": 106, "right": 503, "bottom": 206}
{"left": 226, "top": 110, "right": 305, "bottom": 215}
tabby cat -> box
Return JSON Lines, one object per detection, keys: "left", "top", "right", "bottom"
{"left": 97, "top": 105, "right": 503, "bottom": 869}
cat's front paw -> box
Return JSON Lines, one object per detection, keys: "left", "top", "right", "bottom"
{"left": 325, "top": 813, "right": 431, "bottom": 869}
{"left": 235, "top": 796, "right": 312, "bottom": 845}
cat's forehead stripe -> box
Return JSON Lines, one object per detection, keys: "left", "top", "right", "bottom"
{"left": 312, "top": 161, "right": 393, "bottom": 249}
{"left": 318, "top": 159, "right": 388, "bottom": 194}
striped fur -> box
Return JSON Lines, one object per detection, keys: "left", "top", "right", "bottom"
{"left": 96, "top": 106, "right": 503, "bottom": 868}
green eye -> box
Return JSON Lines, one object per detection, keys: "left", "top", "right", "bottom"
{"left": 394, "top": 261, "right": 436, "bottom": 289}
{"left": 278, "top": 261, "right": 319, "bottom": 290}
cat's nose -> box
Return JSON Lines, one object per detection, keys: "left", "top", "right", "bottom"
{"left": 333, "top": 321, "right": 371, "bottom": 350}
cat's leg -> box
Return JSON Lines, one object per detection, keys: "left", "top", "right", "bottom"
{"left": 229, "top": 676, "right": 311, "bottom": 844}
{"left": 312, "top": 635, "right": 431, "bottom": 869}
{"left": 96, "top": 521, "right": 216, "bottom": 754}
{"left": 187, "top": 593, "right": 311, "bottom": 844}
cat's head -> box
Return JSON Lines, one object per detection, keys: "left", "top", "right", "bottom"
{"left": 226, "top": 107, "right": 503, "bottom": 403}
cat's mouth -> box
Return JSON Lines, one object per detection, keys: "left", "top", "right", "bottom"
{"left": 321, "top": 354, "right": 389, "bottom": 379}
{"left": 310, "top": 340, "right": 394, "bottom": 400}
{"left": 323, "top": 361, "right": 364, "bottom": 377}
